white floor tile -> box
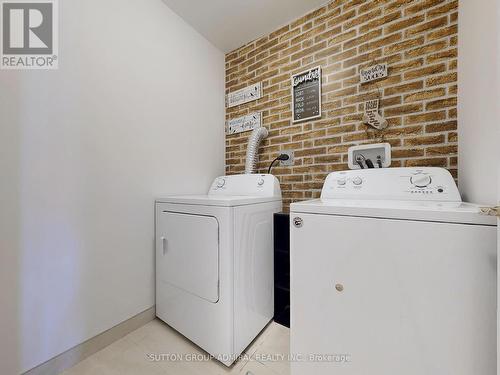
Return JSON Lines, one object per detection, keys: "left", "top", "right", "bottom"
{"left": 61, "top": 319, "right": 290, "bottom": 375}
{"left": 251, "top": 322, "right": 290, "bottom": 375}
{"left": 62, "top": 336, "right": 168, "bottom": 375}
{"left": 60, "top": 357, "right": 105, "bottom": 375}
{"left": 239, "top": 360, "right": 281, "bottom": 375}
{"left": 243, "top": 321, "right": 273, "bottom": 356}
{"left": 130, "top": 319, "right": 247, "bottom": 375}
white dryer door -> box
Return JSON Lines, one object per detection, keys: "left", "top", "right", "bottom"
{"left": 157, "top": 211, "right": 219, "bottom": 303}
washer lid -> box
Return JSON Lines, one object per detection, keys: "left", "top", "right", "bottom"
{"left": 290, "top": 199, "right": 496, "bottom": 226}
{"left": 156, "top": 195, "right": 281, "bottom": 207}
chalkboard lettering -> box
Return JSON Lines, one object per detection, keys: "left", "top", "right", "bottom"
{"left": 293, "top": 68, "right": 320, "bottom": 87}
{"left": 292, "top": 66, "right": 322, "bottom": 123}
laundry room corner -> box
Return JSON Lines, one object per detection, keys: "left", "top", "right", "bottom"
{"left": 1, "top": 1, "right": 500, "bottom": 375}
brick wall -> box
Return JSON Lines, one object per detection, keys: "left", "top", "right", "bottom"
{"left": 225, "top": 0, "right": 458, "bottom": 210}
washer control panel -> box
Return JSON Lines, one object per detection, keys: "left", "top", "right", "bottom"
{"left": 321, "top": 167, "right": 461, "bottom": 202}
{"left": 209, "top": 174, "right": 282, "bottom": 197}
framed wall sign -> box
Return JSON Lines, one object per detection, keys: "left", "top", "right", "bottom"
{"left": 292, "top": 66, "right": 322, "bottom": 123}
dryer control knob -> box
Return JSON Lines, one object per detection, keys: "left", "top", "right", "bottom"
{"left": 216, "top": 178, "right": 226, "bottom": 188}
{"left": 411, "top": 174, "right": 432, "bottom": 188}
{"left": 337, "top": 179, "right": 346, "bottom": 186}
{"left": 257, "top": 178, "right": 265, "bottom": 186}
{"left": 352, "top": 177, "right": 363, "bottom": 186}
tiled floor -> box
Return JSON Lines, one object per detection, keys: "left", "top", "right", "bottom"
{"left": 61, "top": 319, "right": 290, "bottom": 375}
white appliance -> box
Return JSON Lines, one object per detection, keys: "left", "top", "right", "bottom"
{"left": 290, "top": 167, "right": 497, "bottom": 375}
{"left": 155, "top": 174, "right": 282, "bottom": 366}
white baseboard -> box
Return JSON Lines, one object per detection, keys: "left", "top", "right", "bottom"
{"left": 23, "top": 306, "right": 156, "bottom": 375}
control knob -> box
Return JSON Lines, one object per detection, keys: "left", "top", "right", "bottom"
{"left": 352, "top": 177, "right": 363, "bottom": 186}
{"left": 216, "top": 178, "right": 226, "bottom": 188}
{"left": 411, "top": 174, "right": 432, "bottom": 188}
{"left": 257, "top": 178, "right": 265, "bottom": 186}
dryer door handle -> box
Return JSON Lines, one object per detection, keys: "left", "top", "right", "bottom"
{"left": 161, "top": 237, "right": 168, "bottom": 255}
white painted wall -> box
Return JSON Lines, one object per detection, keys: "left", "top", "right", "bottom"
{"left": 0, "top": 0, "right": 225, "bottom": 373}
{"left": 458, "top": 0, "right": 499, "bottom": 205}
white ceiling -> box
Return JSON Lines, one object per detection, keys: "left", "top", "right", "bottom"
{"left": 162, "top": 0, "right": 328, "bottom": 53}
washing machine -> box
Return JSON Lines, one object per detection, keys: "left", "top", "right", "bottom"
{"left": 290, "top": 167, "right": 497, "bottom": 375}
{"left": 155, "top": 174, "right": 282, "bottom": 365}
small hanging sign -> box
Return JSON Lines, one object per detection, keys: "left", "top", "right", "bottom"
{"left": 363, "top": 99, "right": 388, "bottom": 130}
{"left": 226, "top": 82, "right": 262, "bottom": 108}
{"left": 292, "top": 66, "right": 322, "bottom": 123}
{"left": 226, "top": 112, "right": 262, "bottom": 135}
{"left": 360, "top": 63, "right": 388, "bottom": 83}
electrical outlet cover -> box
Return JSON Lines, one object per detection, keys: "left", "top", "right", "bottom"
{"left": 280, "top": 150, "right": 294, "bottom": 166}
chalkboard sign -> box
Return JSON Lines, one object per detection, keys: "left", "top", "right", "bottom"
{"left": 292, "top": 66, "right": 322, "bottom": 123}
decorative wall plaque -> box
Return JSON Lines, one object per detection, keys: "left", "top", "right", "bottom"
{"left": 363, "top": 99, "right": 387, "bottom": 130}
{"left": 360, "top": 63, "right": 388, "bottom": 83}
{"left": 292, "top": 66, "right": 322, "bottom": 123}
{"left": 226, "top": 112, "right": 262, "bottom": 135}
{"left": 226, "top": 82, "right": 262, "bottom": 108}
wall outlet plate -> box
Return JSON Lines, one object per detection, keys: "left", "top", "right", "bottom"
{"left": 280, "top": 150, "right": 294, "bottom": 166}
{"left": 348, "top": 143, "right": 391, "bottom": 169}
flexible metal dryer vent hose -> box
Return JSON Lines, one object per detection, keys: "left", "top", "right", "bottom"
{"left": 244, "top": 127, "right": 269, "bottom": 174}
